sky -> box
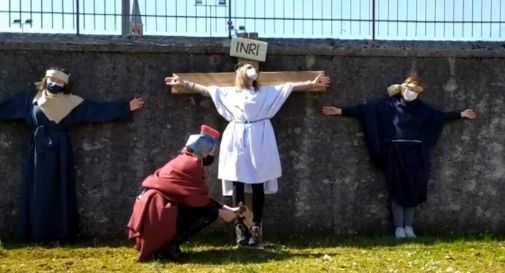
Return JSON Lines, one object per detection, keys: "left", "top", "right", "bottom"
{"left": 0, "top": 0, "right": 504, "bottom": 41}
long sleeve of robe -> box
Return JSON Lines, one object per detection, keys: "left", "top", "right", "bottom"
{"left": 0, "top": 88, "right": 132, "bottom": 242}
{"left": 341, "top": 95, "right": 462, "bottom": 207}
{"left": 0, "top": 91, "right": 30, "bottom": 121}
{"left": 64, "top": 100, "right": 132, "bottom": 124}
{"left": 206, "top": 84, "right": 294, "bottom": 196}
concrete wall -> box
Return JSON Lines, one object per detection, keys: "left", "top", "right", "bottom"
{"left": 0, "top": 33, "right": 504, "bottom": 238}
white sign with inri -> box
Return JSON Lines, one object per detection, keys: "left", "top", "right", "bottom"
{"left": 229, "top": 37, "right": 268, "bottom": 62}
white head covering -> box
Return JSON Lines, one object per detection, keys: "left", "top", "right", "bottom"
{"left": 45, "top": 69, "right": 70, "bottom": 84}
{"left": 387, "top": 84, "right": 402, "bottom": 96}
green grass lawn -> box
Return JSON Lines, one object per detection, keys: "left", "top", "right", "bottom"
{"left": 1, "top": 234, "right": 504, "bottom": 273}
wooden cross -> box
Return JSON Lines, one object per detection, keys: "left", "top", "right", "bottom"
{"left": 171, "top": 32, "right": 327, "bottom": 94}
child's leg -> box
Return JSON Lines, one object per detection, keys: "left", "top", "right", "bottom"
{"left": 232, "top": 182, "right": 249, "bottom": 245}
{"left": 403, "top": 206, "right": 417, "bottom": 238}
{"left": 391, "top": 200, "right": 407, "bottom": 238}
{"left": 251, "top": 183, "right": 264, "bottom": 224}
{"left": 248, "top": 183, "right": 265, "bottom": 246}
{"left": 391, "top": 200, "right": 404, "bottom": 228}
{"left": 403, "top": 207, "right": 415, "bottom": 227}
{"left": 175, "top": 203, "right": 220, "bottom": 243}
{"left": 158, "top": 203, "right": 219, "bottom": 261}
{"left": 233, "top": 182, "right": 245, "bottom": 207}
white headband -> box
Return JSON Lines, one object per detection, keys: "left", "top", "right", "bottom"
{"left": 45, "top": 69, "right": 69, "bottom": 84}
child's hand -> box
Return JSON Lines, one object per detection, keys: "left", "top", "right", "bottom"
{"left": 164, "top": 74, "right": 184, "bottom": 87}
{"left": 218, "top": 209, "right": 237, "bottom": 223}
{"left": 461, "top": 109, "right": 476, "bottom": 119}
{"left": 322, "top": 106, "right": 342, "bottom": 116}
{"left": 129, "top": 98, "right": 144, "bottom": 111}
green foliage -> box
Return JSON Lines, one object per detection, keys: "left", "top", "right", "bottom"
{"left": 0, "top": 235, "right": 504, "bottom": 273}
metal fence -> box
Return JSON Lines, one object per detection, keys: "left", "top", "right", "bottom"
{"left": 1, "top": 0, "right": 504, "bottom": 41}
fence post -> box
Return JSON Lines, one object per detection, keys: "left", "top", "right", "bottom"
{"left": 228, "top": 0, "right": 232, "bottom": 38}
{"left": 372, "top": 0, "right": 375, "bottom": 40}
{"left": 122, "top": 0, "right": 131, "bottom": 35}
{"left": 76, "top": 0, "right": 80, "bottom": 35}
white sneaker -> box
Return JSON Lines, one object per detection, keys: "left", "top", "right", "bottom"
{"left": 395, "top": 227, "right": 406, "bottom": 239}
{"left": 404, "top": 226, "right": 417, "bottom": 238}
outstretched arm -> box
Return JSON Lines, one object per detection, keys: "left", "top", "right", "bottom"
{"left": 67, "top": 97, "right": 143, "bottom": 124}
{"left": 165, "top": 74, "right": 209, "bottom": 96}
{"left": 292, "top": 73, "right": 331, "bottom": 91}
{"left": 444, "top": 108, "right": 476, "bottom": 121}
{"left": 322, "top": 104, "right": 364, "bottom": 117}
{"left": 0, "top": 92, "right": 30, "bottom": 121}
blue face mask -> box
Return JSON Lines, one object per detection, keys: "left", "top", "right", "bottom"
{"left": 46, "top": 82, "right": 64, "bottom": 94}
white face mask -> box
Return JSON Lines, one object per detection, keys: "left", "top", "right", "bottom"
{"left": 403, "top": 89, "right": 418, "bottom": 101}
{"left": 245, "top": 67, "right": 257, "bottom": 81}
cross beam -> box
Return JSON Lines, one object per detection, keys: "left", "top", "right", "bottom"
{"left": 171, "top": 71, "right": 327, "bottom": 94}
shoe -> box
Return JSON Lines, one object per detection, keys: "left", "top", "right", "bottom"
{"left": 395, "top": 227, "right": 406, "bottom": 239}
{"left": 404, "top": 226, "right": 417, "bottom": 238}
{"left": 248, "top": 223, "right": 262, "bottom": 247}
{"left": 157, "top": 242, "right": 183, "bottom": 262}
{"left": 235, "top": 218, "right": 250, "bottom": 246}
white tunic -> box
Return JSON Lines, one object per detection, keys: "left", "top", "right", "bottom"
{"left": 207, "top": 83, "right": 294, "bottom": 196}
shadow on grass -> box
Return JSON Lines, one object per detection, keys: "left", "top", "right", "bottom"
{"left": 189, "top": 232, "right": 505, "bottom": 249}
{"left": 178, "top": 245, "right": 317, "bottom": 265}
{"left": 147, "top": 233, "right": 505, "bottom": 265}
{"left": 1, "top": 239, "right": 321, "bottom": 265}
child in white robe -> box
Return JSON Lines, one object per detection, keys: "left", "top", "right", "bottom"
{"left": 165, "top": 62, "right": 330, "bottom": 246}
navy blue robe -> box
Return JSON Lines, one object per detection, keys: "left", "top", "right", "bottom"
{"left": 0, "top": 88, "right": 132, "bottom": 242}
{"left": 342, "top": 95, "right": 461, "bottom": 207}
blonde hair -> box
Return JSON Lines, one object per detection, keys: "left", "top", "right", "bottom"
{"left": 387, "top": 75, "right": 425, "bottom": 96}
{"left": 234, "top": 63, "right": 259, "bottom": 91}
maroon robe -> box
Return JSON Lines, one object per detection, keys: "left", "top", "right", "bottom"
{"left": 127, "top": 152, "right": 211, "bottom": 262}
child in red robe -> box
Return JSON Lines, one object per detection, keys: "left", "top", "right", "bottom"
{"left": 127, "top": 125, "right": 240, "bottom": 262}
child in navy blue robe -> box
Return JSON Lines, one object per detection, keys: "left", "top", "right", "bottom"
{"left": 322, "top": 75, "right": 476, "bottom": 238}
{"left": 0, "top": 68, "right": 144, "bottom": 242}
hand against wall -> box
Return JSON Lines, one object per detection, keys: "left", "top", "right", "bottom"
{"left": 321, "top": 106, "right": 342, "bottom": 116}
{"left": 129, "top": 98, "right": 145, "bottom": 112}
{"left": 461, "top": 109, "right": 476, "bottom": 119}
